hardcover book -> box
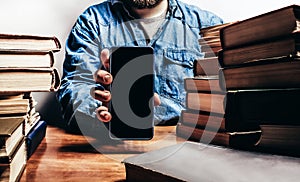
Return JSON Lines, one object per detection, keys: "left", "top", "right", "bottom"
{"left": 218, "top": 31, "right": 300, "bottom": 67}
{"left": 176, "top": 124, "right": 261, "bottom": 148}
{"left": 220, "top": 4, "right": 300, "bottom": 49}
{"left": 257, "top": 125, "right": 300, "bottom": 153}
{"left": 0, "top": 67, "right": 60, "bottom": 93}
{"left": 184, "top": 76, "right": 222, "bottom": 93}
{"left": 0, "top": 94, "right": 29, "bottom": 115}
{"left": 199, "top": 23, "right": 233, "bottom": 59}
{"left": 178, "top": 116, "right": 300, "bottom": 156}
{"left": 123, "top": 141, "right": 300, "bottom": 182}
{"left": 0, "top": 33, "right": 61, "bottom": 51}
{"left": 0, "top": 116, "right": 24, "bottom": 163}
{"left": 186, "top": 89, "right": 300, "bottom": 131}
{"left": 0, "top": 140, "right": 26, "bottom": 182}
{"left": 193, "top": 57, "right": 220, "bottom": 76}
{"left": 0, "top": 50, "right": 55, "bottom": 68}
{"left": 180, "top": 110, "right": 226, "bottom": 131}
{"left": 26, "top": 120, "right": 47, "bottom": 159}
{"left": 220, "top": 57, "right": 300, "bottom": 90}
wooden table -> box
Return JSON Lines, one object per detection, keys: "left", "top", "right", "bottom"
{"left": 20, "top": 125, "right": 181, "bottom": 182}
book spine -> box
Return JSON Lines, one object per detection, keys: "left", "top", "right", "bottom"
{"left": 186, "top": 92, "right": 226, "bottom": 114}
{"left": 184, "top": 78, "right": 221, "bottom": 93}
{"left": 180, "top": 110, "right": 226, "bottom": 131}
{"left": 26, "top": 120, "right": 47, "bottom": 159}
{"left": 176, "top": 123, "right": 230, "bottom": 146}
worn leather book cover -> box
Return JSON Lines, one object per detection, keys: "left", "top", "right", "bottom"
{"left": 219, "top": 31, "right": 300, "bottom": 67}
{"left": 123, "top": 141, "right": 300, "bottom": 182}
{"left": 220, "top": 4, "right": 300, "bottom": 49}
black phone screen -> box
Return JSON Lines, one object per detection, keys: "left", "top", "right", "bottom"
{"left": 109, "top": 46, "right": 154, "bottom": 140}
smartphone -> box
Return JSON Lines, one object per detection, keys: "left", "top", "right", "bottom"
{"left": 109, "top": 46, "right": 154, "bottom": 140}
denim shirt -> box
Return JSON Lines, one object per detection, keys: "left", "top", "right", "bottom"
{"left": 57, "top": 0, "right": 223, "bottom": 131}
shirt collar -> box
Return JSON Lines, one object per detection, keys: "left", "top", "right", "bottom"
{"left": 167, "top": 0, "right": 183, "bottom": 20}
{"left": 111, "top": 0, "right": 122, "bottom": 5}
{"left": 110, "top": 0, "right": 135, "bottom": 18}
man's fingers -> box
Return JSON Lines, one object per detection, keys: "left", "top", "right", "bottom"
{"left": 93, "top": 49, "right": 112, "bottom": 123}
{"left": 92, "top": 89, "right": 111, "bottom": 102}
{"left": 94, "top": 70, "right": 113, "bottom": 85}
{"left": 96, "top": 106, "right": 112, "bottom": 122}
{"left": 101, "top": 49, "right": 110, "bottom": 70}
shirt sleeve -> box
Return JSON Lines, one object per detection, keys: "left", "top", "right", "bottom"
{"left": 199, "top": 9, "right": 224, "bottom": 28}
{"left": 56, "top": 8, "right": 103, "bottom": 131}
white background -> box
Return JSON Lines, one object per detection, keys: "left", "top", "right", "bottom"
{"left": 0, "top": 0, "right": 299, "bottom": 122}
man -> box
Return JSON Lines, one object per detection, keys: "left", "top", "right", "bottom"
{"left": 57, "top": 0, "right": 223, "bottom": 133}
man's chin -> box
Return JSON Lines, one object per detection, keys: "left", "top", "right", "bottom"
{"left": 123, "top": 0, "right": 164, "bottom": 9}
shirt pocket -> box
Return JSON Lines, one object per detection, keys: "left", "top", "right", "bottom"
{"left": 160, "top": 48, "right": 202, "bottom": 105}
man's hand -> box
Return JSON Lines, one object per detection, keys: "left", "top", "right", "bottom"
{"left": 92, "top": 49, "right": 161, "bottom": 123}
{"left": 93, "top": 49, "right": 113, "bottom": 122}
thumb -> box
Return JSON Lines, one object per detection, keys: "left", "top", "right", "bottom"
{"left": 154, "top": 93, "right": 161, "bottom": 106}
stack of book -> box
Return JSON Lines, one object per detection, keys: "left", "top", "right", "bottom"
{"left": 177, "top": 22, "right": 260, "bottom": 149}
{"left": 177, "top": 4, "right": 300, "bottom": 156}
{"left": 179, "top": 23, "right": 232, "bottom": 145}
{"left": 0, "top": 33, "right": 61, "bottom": 181}
{"left": 219, "top": 4, "right": 300, "bottom": 155}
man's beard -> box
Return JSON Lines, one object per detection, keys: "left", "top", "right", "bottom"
{"left": 123, "top": 0, "right": 164, "bottom": 9}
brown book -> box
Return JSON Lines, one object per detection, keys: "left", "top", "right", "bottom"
{"left": 176, "top": 124, "right": 261, "bottom": 148}
{"left": 0, "top": 33, "right": 61, "bottom": 51}
{"left": 123, "top": 141, "right": 300, "bottom": 182}
{"left": 198, "top": 36, "right": 221, "bottom": 47}
{"left": 186, "top": 92, "right": 225, "bottom": 114}
{"left": 0, "top": 116, "right": 24, "bottom": 162}
{"left": 193, "top": 56, "right": 220, "bottom": 76}
{"left": 0, "top": 50, "right": 55, "bottom": 68}
{"left": 220, "top": 57, "right": 300, "bottom": 90}
{"left": 199, "top": 23, "right": 233, "bottom": 58}
{"left": 257, "top": 125, "right": 300, "bottom": 150}
{"left": 181, "top": 110, "right": 226, "bottom": 131}
{"left": 200, "top": 45, "right": 221, "bottom": 56}
{"left": 184, "top": 76, "right": 222, "bottom": 93}
{"left": 250, "top": 125, "right": 300, "bottom": 156}
{"left": 199, "top": 36, "right": 222, "bottom": 56}
{"left": 219, "top": 32, "right": 300, "bottom": 67}
{"left": 200, "top": 23, "right": 234, "bottom": 37}
{"left": 220, "top": 5, "right": 300, "bottom": 49}
{"left": 0, "top": 140, "right": 26, "bottom": 182}
{"left": 177, "top": 124, "right": 300, "bottom": 156}
{"left": 186, "top": 89, "right": 300, "bottom": 130}
{"left": 0, "top": 67, "right": 60, "bottom": 93}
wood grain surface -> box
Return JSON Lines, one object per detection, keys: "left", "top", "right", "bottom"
{"left": 20, "top": 125, "right": 180, "bottom": 182}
